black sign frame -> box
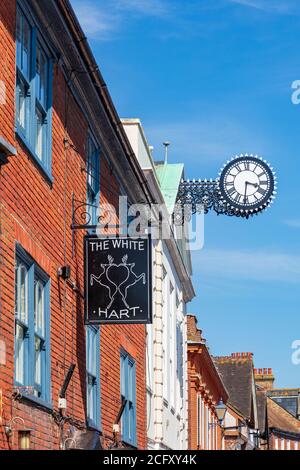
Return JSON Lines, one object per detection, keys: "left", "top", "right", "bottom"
{"left": 84, "top": 234, "right": 152, "bottom": 325}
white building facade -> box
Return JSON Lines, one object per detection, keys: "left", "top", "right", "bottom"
{"left": 122, "top": 119, "right": 194, "bottom": 450}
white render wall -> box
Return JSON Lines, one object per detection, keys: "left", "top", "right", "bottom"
{"left": 122, "top": 119, "right": 190, "bottom": 450}
{"left": 122, "top": 119, "right": 156, "bottom": 171}
{"left": 146, "top": 239, "right": 188, "bottom": 450}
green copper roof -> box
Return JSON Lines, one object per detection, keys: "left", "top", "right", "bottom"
{"left": 155, "top": 163, "right": 184, "bottom": 213}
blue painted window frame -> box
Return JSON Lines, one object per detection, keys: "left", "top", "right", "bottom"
{"left": 15, "top": 3, "right": 53, "bottom": 179}
{"left": 120, "top": 350, "right": 137, "bottom": 447}
{"left": 86, "top": 326, "right": 101, "bottom": 430}
{"left": 86, "top": 134, "right": 100, "bottom": 227}
{"left": 14, "top": 245, "right": 51, "bottom": 406}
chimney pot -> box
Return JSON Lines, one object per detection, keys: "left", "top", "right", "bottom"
{"left": 254, "top": 367, "right": 275, "bottom": 390}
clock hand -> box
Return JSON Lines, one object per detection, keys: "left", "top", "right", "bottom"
{"left": 244, "top": 181, "right": 259, "bottom": 203}
{"left": 244, "top": 181, "right": 248, "bottom": 203}
{"left": 245, "top": 181, "right": 258, "bottom": 188}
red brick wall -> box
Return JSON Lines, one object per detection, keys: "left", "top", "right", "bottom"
{"left": 0, "top": 0, "right": 146, "bottom": 450}
{"left": 187, "top": 316, "right": 225, "bottom": 450}
{"left": 100, "top": 327, "right": 146, "bottom": 449}
{"left": 269, "top": 434, "right": 300, "bottom": 451}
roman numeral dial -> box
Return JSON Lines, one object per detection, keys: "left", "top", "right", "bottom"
{"left": 219, "top": 155, "right": 275, "bottom": 212}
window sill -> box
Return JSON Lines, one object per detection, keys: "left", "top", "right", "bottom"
{"left": 121, "top": 439, "right": 137, "bottom": 449}
{"left": 16, "top": 129, "right": 53, "bottom": 186}
{"left": 16, "top": 392, "right": 53, "bottom": 413}
{"left": 87, "top": 419, "right": 101, "bottom": 433}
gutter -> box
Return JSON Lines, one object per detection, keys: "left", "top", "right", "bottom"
{"left": 57, "top": 0, "right": 154, "bottom": 207}
{"left": 187, "top": 340, "right": 229, "bottom": 401}
{"left": 270, "top": 427, "right": 300, "bottom": 439}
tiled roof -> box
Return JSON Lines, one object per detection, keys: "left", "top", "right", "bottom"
{"left": 267, "top": 397, "right": 300, "bottom": 434}
{"left": 214, "top": 354, "right": 254, "bottom": 420}
{"left": 256, "top": 390, "right": 267, "bottom": 434}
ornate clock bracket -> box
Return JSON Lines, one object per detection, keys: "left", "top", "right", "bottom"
{"left": 175, "top": 154, "right": 277, "bottom": 221}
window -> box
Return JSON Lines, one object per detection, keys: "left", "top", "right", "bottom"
{"left": 273, "top": 397, "right": 298, "bottom": 418}
{"left": 214, "top": 414, "right": 218, "bottom": 449}
{"left": 211, "top": 414, "right": 215, "bottom": 450}
{"left": 169, "top": 282, "right": 175, "bottom": 409}
{"left": 162, "top": 266, "right": 168, "bottom": 401}
{"left": 14, "top": 246, "right": 50, "bottom": 404}
{"left": 86, "top": 135, "right": 100, "bottom": 226}
{"left": 16, "top": 10, "right": 31, "bottom": 140}
{"left": 208, "top": 408, "right": 211, "bottom": 450}
{"left": 86, "top": 326, "right": 100, "bottom": 429}
{"left": 16, "top": 6, "right": 53, "bottom": 176}
{"left": 201, "top": 397, "right": 205, "bottom": 448}
{"left": 205, "top": 405, "right": 209, "bottom": 449}
{"left": 197, "top": 395, "right": 201, "bottom": 447}
{"left": 176, "top": 320, "right": 183, "bottom": 414}
{"left": 120, "top": 350, "right": 137, "bottom": 447}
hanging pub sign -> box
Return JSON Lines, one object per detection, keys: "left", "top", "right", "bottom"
{"left": 84, "top": 235, "right": 152, "bottom": 325}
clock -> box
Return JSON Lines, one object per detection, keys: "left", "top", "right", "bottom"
{"left": 219, "top": 154, "right": 276, "bottom": 215}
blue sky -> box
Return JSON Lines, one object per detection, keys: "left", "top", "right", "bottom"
{"left": 71, "top": 0, "right": 300, "bottom": 387}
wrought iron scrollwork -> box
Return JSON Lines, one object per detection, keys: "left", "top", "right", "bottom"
{"left": 71, "top": 195, "right": 117, "bottom": 230}
{"left": 176, "top": 179, "right": 253, "bottom": 219}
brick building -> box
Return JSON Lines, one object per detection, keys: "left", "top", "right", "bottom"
{"left": 0, "top": 0, "right": 152, "bottom": 450}
{"left": 214, "top": 353, "right": 259, "bottom": 450}
{"left": 187, "top": 315, "right": 228, "bottom": 450}
{"left": 255, "top": 369, "right": 300, "bottom": 450}
{"left": 266, "top": 398, "right": 300, "bottom": 450}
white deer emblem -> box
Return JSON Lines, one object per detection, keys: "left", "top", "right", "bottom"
{"left": 90, "top": 255, "right": 146, "bottom": 309}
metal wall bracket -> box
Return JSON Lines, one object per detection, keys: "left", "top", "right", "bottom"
{"left": 176, "top": 179, "right": 251, "bottom": 218}
{"left": 71, "top": 193, "right": 126, "bottom": 257}
{"left": 0, "top": 136, "right": 17, "bottom": 166}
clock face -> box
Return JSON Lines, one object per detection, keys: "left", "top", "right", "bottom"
{"left": 219, "top": 156, "right": 275, "bottom": 212}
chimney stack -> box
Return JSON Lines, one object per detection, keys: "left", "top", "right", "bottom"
{"left": 254, "top": 368, "right": 275, "bottom": 390}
